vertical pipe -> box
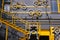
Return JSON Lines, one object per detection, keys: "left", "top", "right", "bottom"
{"left": 2, "top": 0, "right": 4, "bottom": 12}
{"left": 57, "top": 0, "right": 60, "bottom": 13}
{"left": 51, "top": 0, "right": 58, "bottom": 13}
{"left": 5, "top": 25, "right": 8, "bottom": 40}
{"left": 50, "top": 27, "right": 54, "bottom": 40}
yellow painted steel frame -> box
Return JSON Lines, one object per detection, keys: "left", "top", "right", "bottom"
{"left": 26, "top": 22, "right": 54, "bottom": 40}
{"left": 2, "top": 0, "right": 4, "bottom": 12}
{"left": 5, "top": 25, "right": 8, "bottom": 40}
{"left": 0, "top": 18, "right": 55, "bottom": 40}
{"left": 38, "top": 27, "right": 54, "bottom": 40}
{"left": 1, "top": 18, "right": 29, "bottom": 34}
{"left": 57, "top": 0, "right": 60, "bottom": 13}
{"left": 1, "top": 0, "right": 54, "bottom": 40}
{"left": 0, "top": 18, "right": 31, "bottom": 40}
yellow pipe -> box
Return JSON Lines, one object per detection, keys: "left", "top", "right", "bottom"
{"left": 4, "top": 11, "right": 51, "bottom": 14}
{"left": 50, "top": 27, "right": 54, "bottom": 40}
{"left": 5, "top": 25, "right": 8, "bottom": 40}
{"left": 2, "top": 0, "right": 4, "bottom": 12}
{"left": 10, "top": 5, "right": 50, "bottom": 8}
{"left": 57, "top": 0, "right": 60, "bottom": 13}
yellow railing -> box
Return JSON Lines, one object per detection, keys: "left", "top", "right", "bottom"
{"left": 4, "top": 11, "right": 51, "bottom": 14}
{"left": 0, "top": 18, "right": 28, "bottom": 34}
{"left": 0, "top": 18, "right": 42, "bottom": 40}
{"left": 10, "top": 5, "right": 50, "bottom": 8}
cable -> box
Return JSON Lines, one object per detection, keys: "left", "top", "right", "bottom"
{"left": 44, "top": 0, "right": 51, "bottom": 28}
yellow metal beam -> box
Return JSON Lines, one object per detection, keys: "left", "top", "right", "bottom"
{"left": 5, "top": 25, "right": 8, "bottom": 40}
{"left": 4, "top": 11, "right": 51, "bottom": 14}
{"left": 57, "top": 0, "right": 60, "bottom": 13}
{"left": 0, "top": 18, "right": 28, "bottom": 35}
{"left": 38, "top": 27, "right": 54, "bottom": 40}
{"left": 50, "top": 27, "right": 54, "bottom": 40}
{"left": 40, "top": 30, "right": 50, "bottom": 36}
{"left": 10, "top": 5, "right": 50, "bottom": 8}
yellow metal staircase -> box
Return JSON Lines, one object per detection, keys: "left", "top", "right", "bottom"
{"left": 0, "top": 18, "right": 28, "bottom": 35}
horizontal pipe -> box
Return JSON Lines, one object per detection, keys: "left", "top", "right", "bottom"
{"left": 4, "top": 11, "right": 51, "bottom": 14}
{"left": 10, "top": 5, "right": 50, "bottom": 8}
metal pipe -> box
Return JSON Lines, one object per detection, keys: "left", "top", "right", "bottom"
{"left": 5, "top": 25, "right": 8, "bottom": 40}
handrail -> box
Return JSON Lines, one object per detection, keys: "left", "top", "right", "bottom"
{"left": 10, "top": 5, "right": 50, "bottom": 8}
{"left": 0, "top": 18, "right": 28, "bottom": 35}
{"left": 4, "top": 11, "right": 51, "bottom": 14}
